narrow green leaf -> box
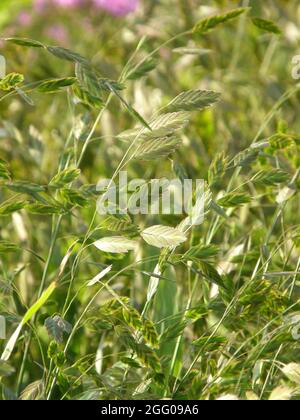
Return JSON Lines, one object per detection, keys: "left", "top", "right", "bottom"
{"left": 22, "top": 282, "right": 57, "bottom": 325}
{"left": 1, "top": 282, "right": 56, "bottom": 361}
{"left": 105, "top": 81, "right": 151, "bottom": 130}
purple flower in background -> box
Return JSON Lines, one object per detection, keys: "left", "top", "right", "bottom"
{"left": 93, "top": 0, "right": 139, "bottom": 16}
{"left": 53, "top": 0, "right": 83, "bottom": 6}
{"left": 34, "top": 0, "right": 83, "bottom": 10}
{"left": 45, "top": 24, "right": 69, "bottom": 43}
{"left": 33, "top": 0, "right": 47, "bottom": 10}
{"left": 33, "top": 0, "right": 139, "bottom": 15}
{"left": 17, "top": 11, "right": 33, "bottom": 26}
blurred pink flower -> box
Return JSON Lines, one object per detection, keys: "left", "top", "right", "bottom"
{"left": 17, "top": 11, "right": 33, "bottom": 26}
{"left": 93, "top": 0, "right": 139, "bottom": 16}
{"left": 53, "top": 0, "right": 83, "bottom": 6}
{"left": 34, "top": 0, "right": 83, "bottom": 10}
{"left": 33, "top": 0, "right": 139, "bottom": 15}
{"left": 45, "top": 24, "right": 69, "bottom": 43}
